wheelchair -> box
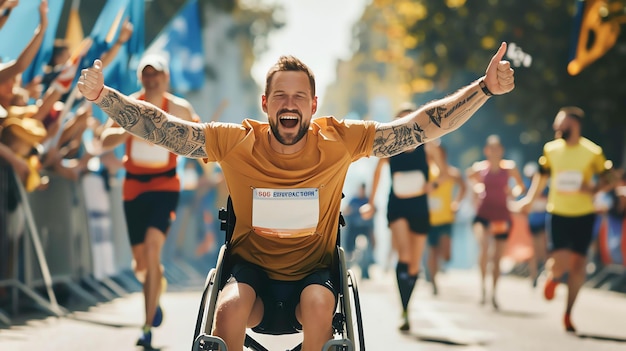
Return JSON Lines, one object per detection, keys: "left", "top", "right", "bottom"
{"left": 192, "top": 197, "right": 366, "bottom": 351}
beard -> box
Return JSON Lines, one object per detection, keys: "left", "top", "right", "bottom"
{"left": 269, "top": 113, "right": 310, "bottom": 145}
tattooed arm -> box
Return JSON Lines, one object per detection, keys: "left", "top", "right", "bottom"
{"left": 372, "top": 42, "right": 515, "bottom": 158}
{"left": 77, "top": 60, "right": 208, "bottom": 159}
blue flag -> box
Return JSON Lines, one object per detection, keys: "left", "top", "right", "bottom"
{"left": 0, "top": 0, "right": 65, "bottom": 84}
{"left": 79, "top": 0, "right": 130, "bottom": 75}
{"left": 146, "top": 0, "right": 204, "bottom": 94}
{"left": 102, "top": 0, "right": 145, "bottom": 95}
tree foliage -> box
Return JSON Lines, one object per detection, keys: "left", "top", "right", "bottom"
{"left": 369, "top": 0, "right": 626, "bottom": 163}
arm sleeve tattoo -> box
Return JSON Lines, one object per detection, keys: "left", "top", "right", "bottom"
{"left": 97, "top": 88, "right": 208, "bottom": 158}
{"left": 372, "top": 81, "right": 488, "bottom": 158}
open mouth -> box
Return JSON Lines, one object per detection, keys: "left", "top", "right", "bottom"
{"left": 279, "top": 115, "right": 299, "bottom": 128}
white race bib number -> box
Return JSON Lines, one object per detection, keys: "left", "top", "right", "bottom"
{"left": 554, "top": 171, "right": 583, "bottom": 193}
{"left": 252, "top": 188, "right": 319, "bottom": 238}
{"left": 130, "top": 139, "right": 170, "bottom": 168}
{"left": 392, "top": 170, "right": 426, "bottom": 198}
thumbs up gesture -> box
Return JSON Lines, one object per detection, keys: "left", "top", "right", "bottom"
{"left": 483, "top": 42, "right": 515, "bottom": 95}
{"left": 78, "top": 59, "right": 105, "bottom": 102}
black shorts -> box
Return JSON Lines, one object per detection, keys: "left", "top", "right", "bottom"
{"left": 473, "top": 216, "right": 510, "bottom": 240}
{"left": 387, "top": 194, "right": 430, "bottom": 234}
{"left": 224, "top": 261, "right": 338, "bottom": 334}
{"left": 547, "top": 213, "right": 596, "bottom": 255}
{"left": 123, "top": 191, "right": 179, "bottom": 246}
{"left": 427, "top": 223, "right": 453, "bottom": 247}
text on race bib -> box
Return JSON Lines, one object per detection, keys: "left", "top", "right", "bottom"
{"left": 252, "top": 188, "right": 319, "bottom": 238}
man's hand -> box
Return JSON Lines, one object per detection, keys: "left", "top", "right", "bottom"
{"left": 484, "top": 42, "right": 515, "bottom": 95}
{"left": 78, "top": 59, "right": 105, "bottom": 102}
{"left": 117, "top": 19, "right": 134, "bottom": 44}
{"left": 1, "top": 0, "right": 19, "bottom": 11}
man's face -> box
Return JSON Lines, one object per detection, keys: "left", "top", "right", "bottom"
{"left": 553, "top": 113, "right": 576, "bottom": 140}
{"left": 140, "top": 66, "right": 168, "bottom": 92}
{"left": 484, "top": 142, "right": 503, "bottom": 160}
{"left": 262, "top": 71, "right": 317, "bottom": 146}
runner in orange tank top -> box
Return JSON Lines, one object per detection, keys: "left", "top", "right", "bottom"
{"left": 99, "top": 54, "right": 199, "bottom": 348}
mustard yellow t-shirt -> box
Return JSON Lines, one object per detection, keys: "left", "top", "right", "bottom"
{"left": 540, "top": 137, "right": 606, "bottom": 216}
{"left": 428, "top": 165, "right": 456, "bottom": 226}
{"left": 202, "top": 117, "right": 377, "bottom": 280}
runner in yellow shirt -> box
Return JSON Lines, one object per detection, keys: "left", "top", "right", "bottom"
{"left": 426, "top": 142, "right": 466, "bottom": 295}
{"left": 518, "top": 106, "right": 617, "bottom": 333}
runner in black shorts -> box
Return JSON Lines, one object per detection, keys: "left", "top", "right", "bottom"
{"left": 518, "top": 107, "right": 618, "bottom": 332}
{"left": 364, "top": 104, "right": 445, "bottom": 332}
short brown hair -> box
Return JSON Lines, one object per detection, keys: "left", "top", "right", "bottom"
{"left": 559, "top": 106, "right": 584, "bottom": 121}
{"left": 265, "top": 55, "right": 316, "bottom": 97}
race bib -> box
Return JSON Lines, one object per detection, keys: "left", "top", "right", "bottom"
{"left": 392, "top": 170, "right": 426, "bottom": 198}
{"left": 130, "top": 139, "right": 170, "bottom": 168}
{"left": 428, "top": 196, "right": 443, "bottom": 211}
{"left": 554, "top": 171, "right": 583, "bottom": 193}
{"left": 490, "top": 220, "right": 509, "bottom": 234}
{"left": 252, "top": 188, "right": 319, "bottom": 238}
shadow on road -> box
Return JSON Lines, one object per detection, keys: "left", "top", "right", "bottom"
{"left": 494, "top": 308, "right": 544, "bottom": 319}
{"left": 576, "top": 332, "right": 626, "bottom": 343}
{"left": 67, "top": 312, "right": 142, "bottom": 329}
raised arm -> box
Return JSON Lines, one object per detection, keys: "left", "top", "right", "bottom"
{"left": 372, "top": 42, "right": 515, "bottom": 158}
{"left": 77, "top": 59, "right": 208, "bottom": 159}
{"left": 0, "top": 0, "right": 48, "bottom": 83}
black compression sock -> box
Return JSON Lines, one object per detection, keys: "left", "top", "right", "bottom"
{"left": 396, "top": 262, "right": 418, "bottom": 312}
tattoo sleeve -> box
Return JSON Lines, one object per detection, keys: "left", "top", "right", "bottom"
{"left": 372, "top": 79, "right": 490, "bottom": 158}
{"left": 97, "top": 88, "right": 208, "bottom": 158}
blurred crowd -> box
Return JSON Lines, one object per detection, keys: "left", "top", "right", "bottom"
{"left": 0, "top": 0, "right": 224, "bottom": 309}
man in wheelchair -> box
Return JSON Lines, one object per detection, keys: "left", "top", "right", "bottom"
{"left": 78, "top": 43, "right": 515, "bottom": 350}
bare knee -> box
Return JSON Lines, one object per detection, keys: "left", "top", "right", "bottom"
{"left": 296, "top": 285, "right": 335, "bottom": 327}
{"left": 213, "top": 283, "right": 260, "bottom": 334}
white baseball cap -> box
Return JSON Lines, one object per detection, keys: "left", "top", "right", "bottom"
{"left": 137, "top": 54, "right": 169, "bottom": 78}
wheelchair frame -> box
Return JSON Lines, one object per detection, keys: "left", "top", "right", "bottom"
{"left": 192, "top": 196, "right": 365, "bottom": 351}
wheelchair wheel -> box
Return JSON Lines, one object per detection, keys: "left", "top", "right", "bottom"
{"left": 192, "top": 245, "right": 227, "bottom": 351}
{"left": 338, "top": 247, "right": 365, "bottom": 351}
{"left": 345, "top": 269, "right": 365, "bottom": 350}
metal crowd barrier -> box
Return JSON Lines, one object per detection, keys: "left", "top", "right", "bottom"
{"left": 0, "top": 165, "right": 65, "bottom": 325}
{"left": 586, "top": 214, "right": 626, "bottom": 292}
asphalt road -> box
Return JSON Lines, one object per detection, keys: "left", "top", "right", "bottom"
{"left": 1, "top": 266, "right": 625, "bottom": 351}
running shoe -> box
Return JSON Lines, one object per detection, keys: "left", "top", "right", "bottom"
{"left": 398, "top": 311, "right": 410, "bottom": 332}
{"left": 491, "top": 296, "right": 500, "bottom": 311}
{"left": 564, "top": 313, "right": 576, "bottom": 333}
{"left": 543, "top": 278, "right": 558, "bottom": 301}
{"left": 136, "top": 329, "right": 152, "bottom": 349}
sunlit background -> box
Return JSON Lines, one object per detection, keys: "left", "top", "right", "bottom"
{"left": 1, "top": 0, "right": 625, "bottom": 270}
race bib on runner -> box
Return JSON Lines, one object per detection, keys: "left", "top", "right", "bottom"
{"left": 554, "top": 170, "right": 583, "bottom": 193}
{"left": 252, "top": 188, "right": 319, "bottom": 238}
{"left": 428, "top": 196, "right": 443, "bottom": 211}
{"left": 490, "top": 220, "right": 509, "bottom": 234}
{"left": 130, "top": 139, "right": 170, "bottom": 168}
{"left": 392, "top": 170, "right": 426, "bottom": 198}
